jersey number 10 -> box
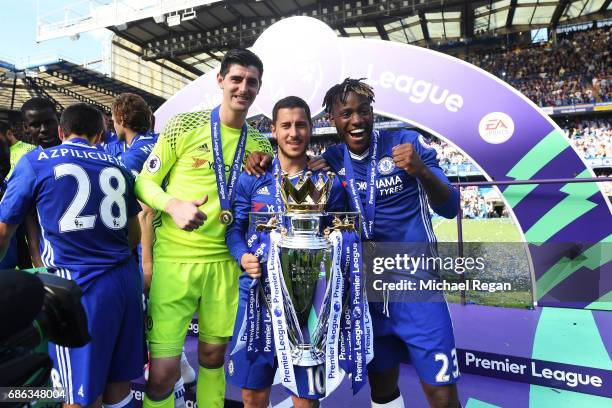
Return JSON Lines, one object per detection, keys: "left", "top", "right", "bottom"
{"left": 54, "top": 163, "right": 128, "bottom": 232}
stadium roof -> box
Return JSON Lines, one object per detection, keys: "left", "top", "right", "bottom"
{"left": 38, "top": 0, "right": 612, "bottom": 78}
{"left": 0, "top": 59, "right": 165, "bottom": 113}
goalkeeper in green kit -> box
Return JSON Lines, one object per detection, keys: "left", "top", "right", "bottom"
{"left": 135, "top": 49, "right": 273, "bottom": 408}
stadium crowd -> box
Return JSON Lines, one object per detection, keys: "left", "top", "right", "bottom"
{"left": 562, "top": 118, "right": 612, "bottom": 159}
{"left": 465, "top": 26, "right": 611, "bottom": 106}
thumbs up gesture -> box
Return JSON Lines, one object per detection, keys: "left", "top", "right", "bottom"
{"left": 165, "top": 195, "right": 209, "bottom": 231}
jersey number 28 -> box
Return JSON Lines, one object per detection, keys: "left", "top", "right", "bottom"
{"left": 54, "top": 163, "right": 127, "bottom": 232}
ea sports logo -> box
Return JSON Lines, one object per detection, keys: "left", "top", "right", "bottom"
{"left": 479, "top": 112, "right": 515, "bottom": 144}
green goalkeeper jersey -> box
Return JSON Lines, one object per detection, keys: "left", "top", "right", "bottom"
{"left": 9, "top": 140, "right": 36, "bottom": 179}
{"left": 135, "top": 110, "right": 273, "bottom": 263}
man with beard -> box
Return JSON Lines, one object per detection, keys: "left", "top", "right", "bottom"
{"left": 135, "top": 49, "right": 273, "bottom": 408}
{"left": 225, "top": 96, "right": 345, "bottom": 408}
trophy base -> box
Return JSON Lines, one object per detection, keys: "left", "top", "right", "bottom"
{"left": 292, "top": 344, "right": 325, "bottom": 367}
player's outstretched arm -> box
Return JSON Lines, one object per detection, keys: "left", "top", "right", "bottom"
{"left": 245, "top": 151, "right": 272, "bottom": 176}
{"left": 165, "top": 195, "right": 208, "bottom": 231}
{"left": 0, "top": 222, "right": 18, "bottom": 261}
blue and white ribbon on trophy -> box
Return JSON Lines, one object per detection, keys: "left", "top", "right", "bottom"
{"left": 338, "top": 231, "right": 354, "bottom": 374}
{"left": 348, "top": 232, "right": 368, "bottom": 393}
{"left": 335, "top": 228, "right": 373, "bottom": 394}
{"left": 243, "top": 230, "right": 274, "bottom": 364}
{"left": 324, "top": 230, "right": 345, "bottom": 396}
{"left": 266, "top": 230, "right": 299, "bottom": 394}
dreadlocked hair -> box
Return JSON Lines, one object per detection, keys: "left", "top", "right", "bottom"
{"left": 322, "top": 78, "right": 375, "bottom": 114}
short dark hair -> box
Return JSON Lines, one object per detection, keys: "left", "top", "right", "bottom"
{"left": 60, "top": 103, "right": 104, "bottom": 139}
{"left": 111, "top": 93, "right": 152, "bottom": 134}
{"left": 272, "top": 96, "right": 312, "bottom": 125}
{"left": 322, "top": 78, "right": 375, "bottom": 114}
{"left": 21, "top": 97, "right": 56, "bottom": 116}
{"left": 219, "top": 49, "right": 264, "bottom": 80}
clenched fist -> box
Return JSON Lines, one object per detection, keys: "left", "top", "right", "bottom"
{"left": 392, "top": 143, "right": 426, "bottom": 177}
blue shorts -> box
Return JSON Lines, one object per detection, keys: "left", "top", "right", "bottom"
{"left": 367, "top": 300, "right": 460, "bottom": 386}
{"left": 49, "top": 259, "right": 145, "bottom": 405}
{"left": 226, "top": 274, "right": 325, "bottom": 399}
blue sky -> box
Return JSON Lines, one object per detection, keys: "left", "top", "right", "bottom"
{"left": 1, "top": 0, "right": 110, "bottom": 69}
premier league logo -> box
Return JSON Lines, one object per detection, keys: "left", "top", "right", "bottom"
{"left": 378, "top": 156, "right": 395, "bottom": 175}
{"left": 334, "top": 301, "right": 341, "bottom": 313}
{"left": 353, "top": 306, "right": 362, "bottom": 319}
{"left": 274, "top": 306, "right": 283, "bottom": 318}
{"left": 227, "top": 359, "right": 234, "bottom": 376}
{"left": 146, "top": 155, "right": 161, "bottom": 173}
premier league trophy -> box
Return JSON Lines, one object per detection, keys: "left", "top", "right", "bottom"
{"left": 249, "top": 171, "right": 372, "bottom": 397}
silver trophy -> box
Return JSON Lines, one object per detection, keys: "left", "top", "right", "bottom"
{"left": 255, "top": 171, "right": 356, "bottom": 367}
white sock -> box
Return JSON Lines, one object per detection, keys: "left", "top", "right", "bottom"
{"left": 372, "top": 394, "right": 405, "bottom": 408}
{"left": 174, "top": 377, "right": 186, "bottom": 408}
{"left": 103, "top": 393, "right": 133, "bottom": 408}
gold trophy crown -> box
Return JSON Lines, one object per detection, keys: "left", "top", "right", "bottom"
{"left": 277, "top": 171, "right": 335, "bottom": 212}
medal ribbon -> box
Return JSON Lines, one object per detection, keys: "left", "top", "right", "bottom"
{"left": 211, "top": 105, "right": 248, "bottom": 218}
{"left": 342, "top": 131, "right": 378, "bottom": 240}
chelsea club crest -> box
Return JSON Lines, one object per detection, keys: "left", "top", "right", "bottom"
{"left": 378, "top": 156, "right": 395, "bottom": 175}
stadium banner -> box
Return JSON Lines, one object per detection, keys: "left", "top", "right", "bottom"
{"left": 587, "top": 157, "right": 612, "bottom": 168}
{"left": 128, "top": 348, "right": 612, "bottom": 407}
{"left": 594, "top": 102, "right": 612, "bottom": 112}
{"left": 548, "top": 102, "right": 612, "bottom": 115}
{"left": 153, "top": 16, "right": 612, "bottom": 310}
{"left": 457, "top": 349, "right": 611, "bottom": 398}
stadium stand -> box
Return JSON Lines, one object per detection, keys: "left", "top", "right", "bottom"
{"left": 25, "top": 1, "right": 612, "bottom": 218}
{"left": 465, "top": 26, "right": 611, "bottom": 107}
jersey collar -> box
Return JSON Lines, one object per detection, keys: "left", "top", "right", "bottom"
{"left": 63, "top": 138, "right": 97, "bottom": 149}
{"left": 63, "top": 137, "right": 89, "bottom": 146}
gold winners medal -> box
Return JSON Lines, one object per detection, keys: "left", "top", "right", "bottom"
{"left": 219, "top": 210, "right": 234, "bottom": 225}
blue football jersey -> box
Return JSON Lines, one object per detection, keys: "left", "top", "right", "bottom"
{"left": 0, "top": 138, "right": 140, "bottom": 288}
{"left": 322, "top": 129, "right": 459, "bottom": 244}
{"left": 225, "top": 167, "right": 347, "bottom": 264}
{"left": 103, "top": 133, "right": 158, "bottom": 177}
